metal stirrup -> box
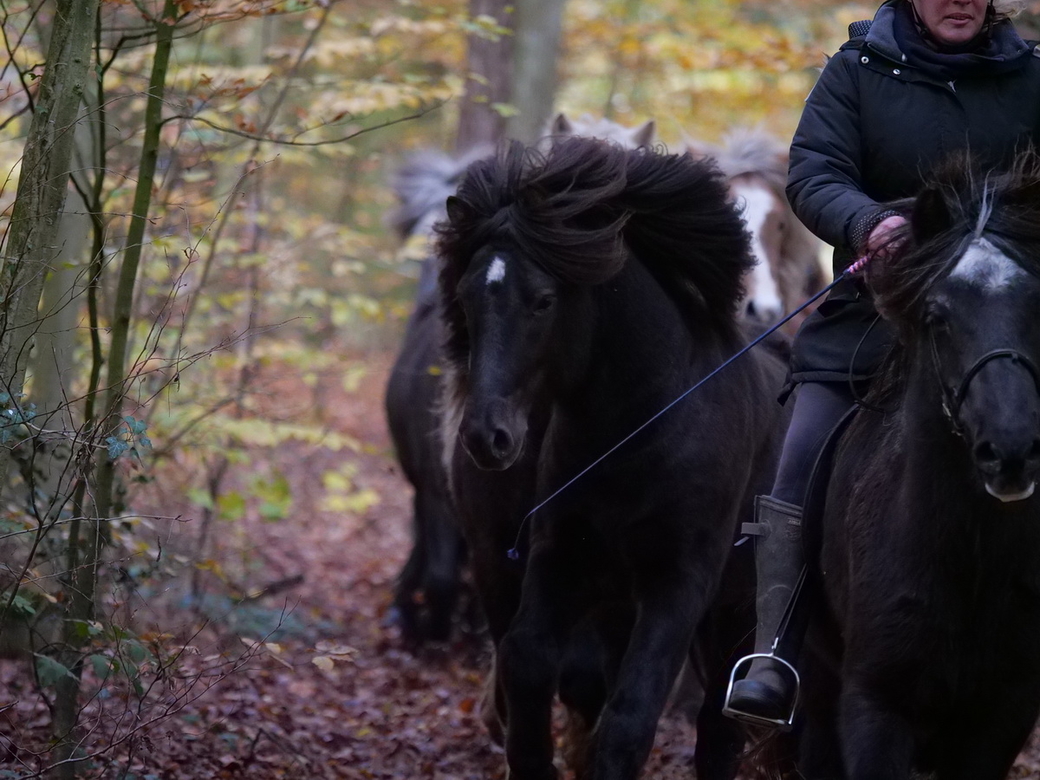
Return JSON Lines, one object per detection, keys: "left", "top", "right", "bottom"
{"left": 722, "top": 654, "right": 801, "bottom": 729}
{"left": 722, "top": 565, "right": 809, "bottom": 728}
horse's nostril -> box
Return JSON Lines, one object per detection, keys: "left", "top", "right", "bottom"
{"left": 974, "top": 441, "right": 1001, "bottom": 472}
{"left": 1029, "top": 439, "right": 1040, "bottom": 464}
{"left": 492, "top": 428, "right": 513, "bottom": 455}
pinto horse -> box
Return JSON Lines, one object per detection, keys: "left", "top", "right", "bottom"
{"left": 685, "top": 128, "right": 825, "bottom": 330}
{"left": 794, "top": 154, "right": 1040, "bottom": 779}
{"left": 438, "top": 138, "right": 790, "bottom": 779}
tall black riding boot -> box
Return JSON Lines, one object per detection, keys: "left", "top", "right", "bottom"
{"left": 723, "top": 495, "right": 805, "bottom": 728}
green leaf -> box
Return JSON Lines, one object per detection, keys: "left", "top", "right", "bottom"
{"left": 254, "top": 473, "right": 292, "bottom": 522}
{"left": 491, "top": 102, "right": 520, "bottom": 118}
{"left": 10, "top": 595, "right": 36, "bottom": 617}
{"left": 218, "top": 491, "right": 246, "bottom": 522}
{"left": 187, "top": 487, "right": 215, "bottom": 510}
{"left": 90, "top": 654, "right": 115, "bottom": 681}
{"left": 36, "top": 655, "right": 74, "bottom": 687}
{"left": 125, "top": 641, "right": 149, "bottom": 664}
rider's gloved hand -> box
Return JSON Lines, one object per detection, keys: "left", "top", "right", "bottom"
{"left": 866, "top": 214, "right": 908, "bottom": 259}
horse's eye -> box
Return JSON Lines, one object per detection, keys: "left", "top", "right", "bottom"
{"left": 924, "top": 305, "right": 948, "bottom": 330}
{"left": 533, "top": 294, "right": 556, "bottom": 315}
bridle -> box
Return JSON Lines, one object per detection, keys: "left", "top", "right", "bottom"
{"left": 928, "top": 330, "right": 1040, "bottom": 437}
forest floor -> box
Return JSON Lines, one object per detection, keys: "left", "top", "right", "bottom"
{"left": 3, "top": 344, "right": 1040, "bottom": 778}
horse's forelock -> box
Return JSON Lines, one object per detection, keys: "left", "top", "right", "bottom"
{"left": 436, "top": 138, "right": 757, "bottom": 354}
{"left": 714, "top": 127, "right": 788, "bottom": 196}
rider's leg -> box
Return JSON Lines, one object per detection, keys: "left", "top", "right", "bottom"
{"left": 724, "top": 380, "right": 855, "bottom": 725}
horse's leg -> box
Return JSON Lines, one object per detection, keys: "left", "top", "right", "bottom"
{"left": 692, "top": 538, "right": 756, "bottom": 780}
{"left": 934, "top": 691, "right": 1040, "bottom": 780}
{"left": 392, "top": 492, "right": 427, "bottom": 642}
{"left": 421, "top": 488, "right": 464, "bottom": 642}
{"left": 558, "top": 602, "right": 633, "bottom": 779}
{"left": 694, "top": 671, "right": 749, "bottom": 780}
{"left": 452, "top": 458, "right": 528, "bottom": 744}
{"left": 499, "top": 541, "right": 576, "bottom": 780}
{"left": 839, "top": 685, "right": 914, "bottom": 780}
{"left": 589, "top": 577, "right": 701, "bottom": 780}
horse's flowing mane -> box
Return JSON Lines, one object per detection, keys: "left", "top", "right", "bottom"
{"left": 694, "top": 127, "right": 824, "bottom": 299}
{"left": 713, "top": 127, "right": 789, "bottom": 194}
{"left": 436, "top": 137, "right": 753, "bottom": 357}
{"left": 869, "top": 150, "right": 1040, "bottom": 319}
{"left": 387, "top": 145, "right": 493, "bottom": 239}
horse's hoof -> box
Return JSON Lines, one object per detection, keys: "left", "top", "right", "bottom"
{"left": 505, "top": 767, "right": 558, "bottom": 780}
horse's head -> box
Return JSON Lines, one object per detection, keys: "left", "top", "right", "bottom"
{"left": 871, "top": 157, "right": 1040, "bottom": 502}
{"left": 684, "top": 127, "right": 824, "bottom": 327}
{"left": 729, "top": 171, "right": 787, "bottom": 323}
{"left": 437, "top": 140, "right": 629, "bottom": 471}
{"left": 450, "top": 241, "right": 567, "bottom": 470}
{"left": 437, "top": 139, "right": 752, "bottom": 471}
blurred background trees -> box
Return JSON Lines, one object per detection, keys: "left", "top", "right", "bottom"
{"left": 2, "top": 0, "right": 1039, "bottom": 775}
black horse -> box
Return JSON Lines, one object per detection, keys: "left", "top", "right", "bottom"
{"left": 437, "top": 137, "right": 791, "bottom": 779}
{"left": 384, "top": 128, "right": 655, "bottom": 645}
{"left": 383, "top": 149, "right": 486, "bottom": 643}
{"left": 794, "top": 154, "right": 1040, "bottom": 779}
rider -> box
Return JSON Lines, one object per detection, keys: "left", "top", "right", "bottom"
{"left": 724, "top": 0, "right": 1040, "bottom": 726}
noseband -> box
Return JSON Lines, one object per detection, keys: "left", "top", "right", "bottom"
{"left": 929, "top": 332, "right": 1040, "bottom": 436}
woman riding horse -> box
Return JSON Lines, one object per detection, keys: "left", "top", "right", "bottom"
{"left": 725, "top": 0, "right": 1040, "bottom": 725}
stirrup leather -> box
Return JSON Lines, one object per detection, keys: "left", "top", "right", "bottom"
{"left": 721, "top": 652, "right": 801, "bottom": 729}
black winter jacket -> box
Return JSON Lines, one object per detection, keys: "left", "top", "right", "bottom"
{"left": 786, "top": 0, "right": 1040, "bottom": 385}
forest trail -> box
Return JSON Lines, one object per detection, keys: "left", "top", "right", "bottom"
{"left": 2, "top": 347, "right": 1039, "bottom": 778}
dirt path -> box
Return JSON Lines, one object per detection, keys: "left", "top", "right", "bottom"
{"left": 2, "top": 348, "right": 1040, "bottom": 778}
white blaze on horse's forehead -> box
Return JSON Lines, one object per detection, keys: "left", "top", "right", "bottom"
{"left": 950, "top": 237, "right": 1024, "bottom": 291}
{"left": 486, "top": 256, "right": 507, "bottom": 286}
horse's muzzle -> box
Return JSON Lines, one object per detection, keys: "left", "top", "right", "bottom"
{"left": 974, "top": 438, "right": 1040, "bottom": 503}
{"left": 459, "top": 399, "right": 526, "bottom": 471}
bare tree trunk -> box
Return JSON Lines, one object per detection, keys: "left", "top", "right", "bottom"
{"left": 29, "top": 103, "right": 96, "bottom": 521}
{"left": 0, "top": 0, "right": 100, "bottom": 503}
{"left": 51, "top": 4, "right": 177, "bottom": 776}
{"left": 94, "top": 0, "right": 178, "bottom": 524}
{"left": 455, "top": 0, "right": 514, "bottom": 153}
{"left": 508, "top": 0, "right": 567, "bottom": 145}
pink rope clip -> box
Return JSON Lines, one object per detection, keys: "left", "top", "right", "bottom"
{"left": 847, "top": 255, "right": 871, "bottom": 275}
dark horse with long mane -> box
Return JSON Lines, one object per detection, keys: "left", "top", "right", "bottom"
{"left": 793, "top": 153, "right": 1040, "bottom": 779}
{"left": 383, "top": 148, "right": 488, "bottom": 643}
{"left": 438, "top": 137, "right": 791, "bottom": 779}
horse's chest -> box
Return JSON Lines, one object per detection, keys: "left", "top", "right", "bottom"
{"left": 857, "top": 570, "right": 1040, "bottom": 712}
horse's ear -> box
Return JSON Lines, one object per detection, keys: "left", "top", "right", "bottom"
{"left": 445, "top": 196, "right": 472, "bottom": 225}
{"left": 551, "top": 113, "right": 573, "bottom": 135}
{"left": 629, "top": 119, "right": 656, "bottom": 148}
{"left": 911, "top": 187, "right": 952, "bottom": 244}
{"left": 680, "top": 134, "right": 712, "bottom": 160}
